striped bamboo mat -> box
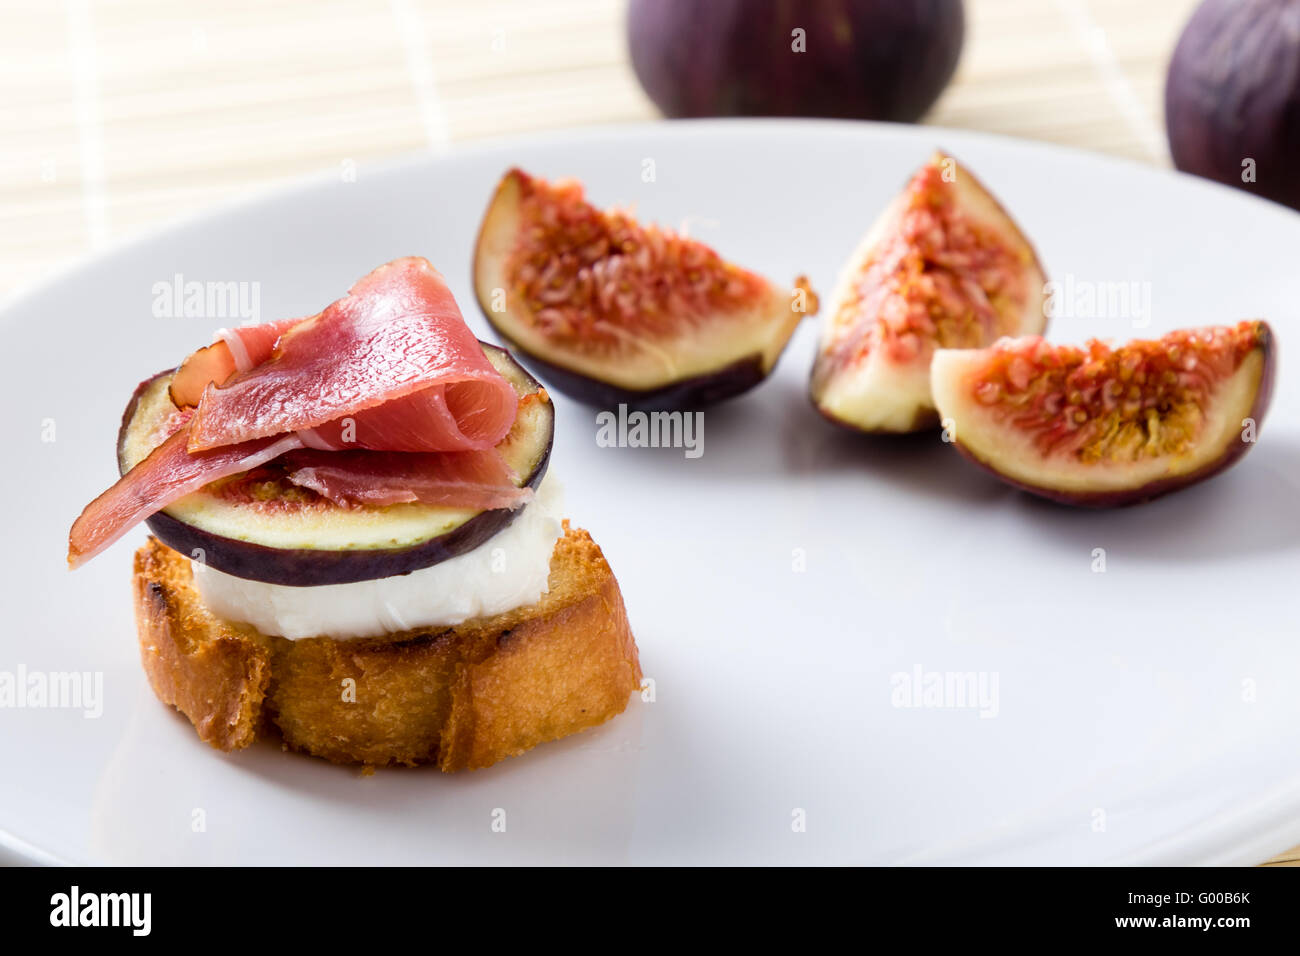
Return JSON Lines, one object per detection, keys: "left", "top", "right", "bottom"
{"left": 1, "top": 0, "right": 1194, "bottom": 296}
{"left": 5, "top": 0, "right": 1296, "bottom": 865}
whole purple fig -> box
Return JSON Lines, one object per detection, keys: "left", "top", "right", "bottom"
{"left": 1166, "top": 0, "right": 1300, "bottom": 210}
{"left": 627, "top": 0, "right": 965, "bottom": 123}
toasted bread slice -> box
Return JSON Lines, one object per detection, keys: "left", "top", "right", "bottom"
{"left": 132, "top": 523, "right": 641, "bottom": 770}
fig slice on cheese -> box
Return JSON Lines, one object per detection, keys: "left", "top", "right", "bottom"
{"left": 117, "top": 344, "right": 553, "bottom": 586}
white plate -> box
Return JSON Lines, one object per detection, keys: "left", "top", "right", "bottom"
{"left": 3, "top": 120, "right": 1299, "bottom": 866}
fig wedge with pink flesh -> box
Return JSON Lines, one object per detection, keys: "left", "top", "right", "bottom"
{"left": 930, "top": 321, "right": 1275, "bottom": 506}
{"left": 811, "top": 152, "right": 1047, "bottom": 433}
{"left": 474, "top": 167, "right": 817, "bottom": 410}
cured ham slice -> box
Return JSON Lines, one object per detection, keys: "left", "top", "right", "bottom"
{"left": 68, "top": 257, "right": 527, "bottom": 568}
{"left": 68, "top": 429, "right": 304, "bottom": 568}
{"left": 218, "top": 319, "right": 303, "bottom": 373}
{"left": 172, "top": 315, "right": 492, "bottom": 454}
{"left": 188, "top": 258, "right": 517, "bottom": 453}
{"left": 283, "top": 449, "right": 533, "bottom": 510}
{"left": 295, "top": 388, "right": 473, "bottom": 452}
{"left": 169, "top": 317, "right": 304, "bottom": 407}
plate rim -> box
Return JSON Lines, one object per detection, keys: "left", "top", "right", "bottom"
{"left": 7, "top": 115, "right": 1300, "bottom": 319}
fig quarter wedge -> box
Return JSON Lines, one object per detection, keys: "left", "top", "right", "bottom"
{"left": 473, "top": 167, "right": 816, "bottom": 410}
{"left": 931, "top": 321, "right": 1276, "bottom": 506}
{"left": 811, "top": 151, "right": 1047, "bottom": 433}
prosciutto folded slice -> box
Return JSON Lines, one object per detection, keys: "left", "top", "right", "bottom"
{"left": 188, "top": 258, "right": 517, "bottom": 453}
{"left": 169, "top": 317, "right": 303, "bottom": 407}
{"left": 68, "top": 258, "right": 524, "bottom": 568}
{"left": 283, "top": 449, "right": 532, "bottom": 510}
{"left": 68, "top": 430, "right": 306, "bottom": 568}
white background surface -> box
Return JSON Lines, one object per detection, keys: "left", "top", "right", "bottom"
{"left": 2, "top": 120, "right": 1298, "bottom": 865}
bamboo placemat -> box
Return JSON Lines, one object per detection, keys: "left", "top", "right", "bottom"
{"left": 0, "top": 0, "right": 1193, "bottom": 297}
{"left": 4, "top": 0, "right": 1296, "bottom": 865}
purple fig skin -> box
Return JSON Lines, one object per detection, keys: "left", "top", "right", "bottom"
{"left": 1166, "top": 0, "right": 1300, "bottom": 211}
{"left": 627, "top": 0, "right": 964, "bottom": 122}
{"left": 812, "top": 397, "right": 941, "bottom": 436}
{"left": 486, "top": 336, "right": 770, "bottom": 412}
{"left": 114, "top": 346, "right": 553, "bottom": 587}
{"left": 949, "top": 325, "right": 1277, "bottom": 508}
{"left": 137, "top": 492, "right": 543, "bottom": 587}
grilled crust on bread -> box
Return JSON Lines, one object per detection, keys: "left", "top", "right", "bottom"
{"left": 132, "top": 523, "right": 641, "bottom": 770}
